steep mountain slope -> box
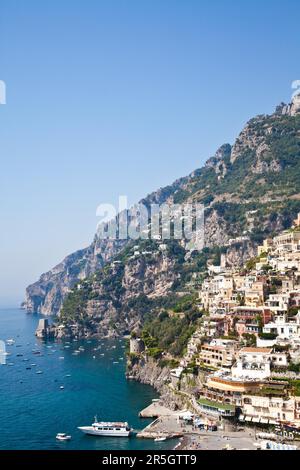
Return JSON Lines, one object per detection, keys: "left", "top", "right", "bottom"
{"left": 23, "top": 96, "right": 300, "bottom": 316}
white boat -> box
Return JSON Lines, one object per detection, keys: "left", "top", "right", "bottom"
{"left": 56, "top": 433, "right": 71, "bottom": 441}
{"left": 78, "top": 417, "right": 132, "bottom": 437}
{"left": 154, "top": 437, "right": 166, "bottom": 442}
{"left": 6, "top": 339, "right": 15, "bottom": 345}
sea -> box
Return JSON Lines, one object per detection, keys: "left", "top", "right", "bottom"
{"left": 0, "top": 308, "right": 175, "bottom": 450}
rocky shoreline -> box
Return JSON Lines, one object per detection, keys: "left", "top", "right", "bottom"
{"left": 126, "top": 356, "right": 189, "bottom": 411}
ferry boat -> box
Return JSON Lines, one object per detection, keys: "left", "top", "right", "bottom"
{"left": 78, "top": 417, "right": 132, "bottom": 437}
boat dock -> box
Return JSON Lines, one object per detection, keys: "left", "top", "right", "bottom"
{"left": 137, "top": 419, "right": 183, "bottom": 440}
{"left": 137, "top": 430, "right": 183, "bottom": 440}
{"left": 139, "top": 402, "right": 175, "bottom": 418}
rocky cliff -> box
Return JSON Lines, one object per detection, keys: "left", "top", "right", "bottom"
{"left": 23, "top": 96, "right": 300, "bottom": 316}
{"left": 58, "top": 243, "right": 181, "bottom": 337}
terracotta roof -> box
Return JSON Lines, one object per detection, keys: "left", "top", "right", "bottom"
{"left": 241, "top": 347, "right": 272, "bottom": 354}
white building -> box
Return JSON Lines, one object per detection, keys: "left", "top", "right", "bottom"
{"left": 232, "top": 347, "right": 289, "bottom": 380}
{"left": 265, "top": 293, "right": 290, "bottom": 315}
{"left": 242, "top": 395, "right": 296, "bottom": 425}
{"left": 232, "top": 347, "right": 273, "bottom": 380}
{"left": 263, "top": 313, "right": 300, "bottom": 340}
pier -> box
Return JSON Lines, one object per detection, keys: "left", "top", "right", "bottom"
{"left": 139, "top": 402, "right": 175, "bottom": 418}
{"left": 136, "top": 418, "right": 183, "bottom": 440}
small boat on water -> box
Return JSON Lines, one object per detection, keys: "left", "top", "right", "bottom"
{"left": 154, "top": 437, "right": 166, "bottom": 442}
{"left": 60, "top": 386, "right": 64, "bottom": 390}
{"left": 36, "top": 370, "right": 43, "bottom": 375}
{"left": 56, "top": 433, "right": 71, "bottom": 441}
{"left": 6, "top": 339, "right": 15, "bottom": 346}
{"left": 78, "top": 417, "right": 132, "bottom": 437}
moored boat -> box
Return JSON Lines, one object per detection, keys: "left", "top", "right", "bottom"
{"left": 6, "top": 339, "right": 15, "bottom": 346}
{"left": 78, "top": 417, "right": 132, "bottom": 437}
{"left": 56, "top": 433, "right": 71, "bottom": 441}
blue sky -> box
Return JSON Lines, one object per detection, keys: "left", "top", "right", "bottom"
{"left": 0, "top": 0, "right": 299, "bottom": 306}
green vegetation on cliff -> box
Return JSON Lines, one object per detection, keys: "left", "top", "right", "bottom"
{"left": 55, "top": 105, "right": 300, "bottom": 345}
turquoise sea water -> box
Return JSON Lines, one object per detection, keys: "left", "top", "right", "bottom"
{"left": 0, "top": 308, "right": 174, "bottom": 450}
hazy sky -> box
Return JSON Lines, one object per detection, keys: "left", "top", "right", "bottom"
{"left": 0, "top": 0, "right": 299, "bottom": 306}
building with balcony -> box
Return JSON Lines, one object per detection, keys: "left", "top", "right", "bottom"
{"left": 197, "top": 339, "right": 238, "bottom": 369}
{"left": 232, "top": 347, "right": 273, "bottom": 380}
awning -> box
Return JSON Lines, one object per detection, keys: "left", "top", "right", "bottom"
{"left": 268, "top": 419, "right": 277, "bottom": 425}
{"left": 245, "top": 416, "right": 252, "bottom": 422}
{"left": 239, "top": 415, "right": 245, "bottom": 422}
{"left": 252, "top": 417, "right": 260, "bottom": 423}
{"left": 260, "top": 418, "right": 269, "bottom": 424}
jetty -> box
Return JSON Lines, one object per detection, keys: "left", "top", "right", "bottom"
{"left": 137, "top": 419, "right": 183, "bottom": 440}
{"left": 137, "top": 403, "right": 185, "bottom": 440}
{"left": 139, "top": 402, "right": 174, "bottom": 418}
{"left": 137, "top": 430, "right": 183, "bottom": 440}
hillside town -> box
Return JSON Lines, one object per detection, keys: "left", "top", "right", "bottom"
{"left": 130, "top": 215, "right": 300, "bottom": 443}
